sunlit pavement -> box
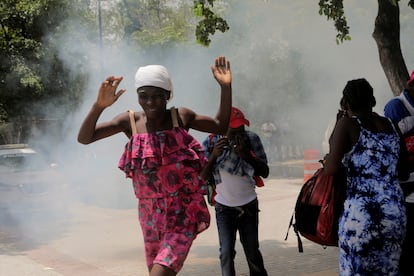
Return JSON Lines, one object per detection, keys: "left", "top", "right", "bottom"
{"left": 0, "top": 177, "right": 339, "bottom": 276}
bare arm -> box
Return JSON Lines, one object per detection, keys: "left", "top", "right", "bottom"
{"left": 185, "top": 56, "right": 232, "bottom": 134}
{"left": 324, "top": 118, "right": 353, "bottom": 175}
{"left": 77, "top": 76, "right": 127, "bottom": 144}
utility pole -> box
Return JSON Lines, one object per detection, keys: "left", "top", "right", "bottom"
{"left": 98, "top": 0, "right": 103, "bottom": 76}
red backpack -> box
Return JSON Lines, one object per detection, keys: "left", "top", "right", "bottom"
{"left": 285, "top": 165, "right": 346, "bottom": 252}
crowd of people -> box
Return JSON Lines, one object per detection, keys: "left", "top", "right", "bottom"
{"left": 78, "top": 56, "right": 414, "bottom": 276}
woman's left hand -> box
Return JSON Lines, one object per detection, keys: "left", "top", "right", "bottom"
{"left": 211, "top": 56, "right": 231, "bottom": 87}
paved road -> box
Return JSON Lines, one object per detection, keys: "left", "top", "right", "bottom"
{"left": 0, "top": 177, "right": 339, "bottom": 276}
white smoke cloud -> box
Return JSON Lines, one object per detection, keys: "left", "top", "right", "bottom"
{"left": 3, "top": 0, "right": 414, "bottom": 253}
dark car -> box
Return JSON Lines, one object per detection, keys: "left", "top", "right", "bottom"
{"left": 0, "top": 144, "right": 68, "bottom": 221}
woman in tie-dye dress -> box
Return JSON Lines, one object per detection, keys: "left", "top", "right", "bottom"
{"left": 324, "top": 79, "right": 409, "bottom": 275}
{"left": 78, "top": 56, "right": 232, "bottom": 276}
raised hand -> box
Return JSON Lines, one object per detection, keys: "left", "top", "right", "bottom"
{"left": 211, "top": 56, "right": 231, "bottom": 87}
{"left": 96, "top": 76, "right": 126, "bottom": 108}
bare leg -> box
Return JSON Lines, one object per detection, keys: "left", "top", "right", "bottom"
{"left": 149, "top": 264, "right": 176, "bottom": 276}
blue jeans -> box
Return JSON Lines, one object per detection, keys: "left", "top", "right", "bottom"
{"left": 215, "top": 198, "right": 268, "bottom": 276}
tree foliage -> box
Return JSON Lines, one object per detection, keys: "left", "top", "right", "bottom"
{"left": 95, "top": 0, "right": 195, "bottom": 49}
{"left": 318, "top": 0, "right": 413, "bottom": 44}
{"left": 129, "top": 1, "right": 192, "bottom": 47}
{"left": 0, "top": 0, "right": 94, "bottom": 123}
{"left": 0, "top": 0, "right": 204, "bottom": 143}
{"left": 318, "top": 0, "right": 351, "bottom": 44}
{"left": 0, "top": 0, "right": 96, "bottom": 143}
{"left": 193, "top": 0, "right": 229, "bottom": 46}
{"left": 193, "top": 0, "right": 414, "bottom": 96}
{"left": 319, "top": 0, "right": 414, "bottom": 95}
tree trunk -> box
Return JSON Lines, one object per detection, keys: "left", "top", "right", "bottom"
{"left": 372, "top": 0, "right": 409, "bottom": 96}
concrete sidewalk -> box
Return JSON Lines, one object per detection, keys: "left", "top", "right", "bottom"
{"left": 180, "top": 177, "right": 339, "bottom": 276}
{"left": 0, "top": 177, "right": 339, "bottom": 276}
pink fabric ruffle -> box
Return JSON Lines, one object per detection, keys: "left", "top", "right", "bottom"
{"left": 118, "top": 127, "right": 208, "bottom": 198}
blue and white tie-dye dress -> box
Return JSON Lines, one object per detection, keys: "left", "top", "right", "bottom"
{"left": 339, "top": 118, "right": 406, "bottom": 276}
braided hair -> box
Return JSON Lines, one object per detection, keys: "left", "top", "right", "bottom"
{"left": 341, "top": 78, "right": 376, "bottom": 112}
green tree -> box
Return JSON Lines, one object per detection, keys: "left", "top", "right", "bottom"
{"left": 193, "top": 0, "right": 229, "bottom": 46}
{"left": 0, "top": 0, "right": 94, "bottom": 119}
{"left": 0, "top": 0, "right": 95, "bottom": 142}
{"left": 0, "top": 0, "right": 197, "bottom": 129}
{"left": 95, "top": 0, "right": 195, "bottom": 49}
{"left": 193, "top": 0, "right": 414, "bottom": 96}
{"left": 319, "top": 0, "right": 414, "bottom": 95}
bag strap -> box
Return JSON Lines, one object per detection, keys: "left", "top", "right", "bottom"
{"left": 208, "top": 133, "right": 215, "bottom": 153}
{"left": 398, "top": 93, "right": 414, "bottom": 115}
{"left": 170, "top": 107, "right": 179, "bottom": 128}
{"left": 285, "top": 180, "right": 307, "bottom": 253}
{"left": 284, "top": 210, "right": 304, "bottom": 253}
{"left": 128, "top": 110, "right": 137, "bottom": 135}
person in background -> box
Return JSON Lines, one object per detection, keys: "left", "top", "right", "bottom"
{"left": 260, "top": 121, "right": 276, "bottom": 162}
{"left": 77, "top": 56, "right": 232, "bottom": 276}
{"left": 384, "top": 69, "right": 414, "bottom": 276}
{"left": 200, "top": 107, "right": 269, "bottom": 276}
{"left": 324, "top": 78, "right": 409, "bottom": 275}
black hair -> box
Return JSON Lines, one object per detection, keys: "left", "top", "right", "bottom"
{"left": 341, "top": 78, "right": 376, "bottom": 111}
{"left": 339, "top": 97, "right": 346, "bottom": 110}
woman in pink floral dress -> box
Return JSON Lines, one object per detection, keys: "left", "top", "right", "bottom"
{"left": 78, "top": 56, "right": 232, "bottom": 276}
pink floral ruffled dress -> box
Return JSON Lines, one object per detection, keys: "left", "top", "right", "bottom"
{"left": 118, "top": 108, "right": 210, "bottom": 272}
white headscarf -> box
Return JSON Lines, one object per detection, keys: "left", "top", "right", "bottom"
{"left": 134, "top": 65, "right": 173, "bottom": 100}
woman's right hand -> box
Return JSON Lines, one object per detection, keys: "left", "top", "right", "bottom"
{"left": 96, "top": 76, "right": 126, "bottom": 108}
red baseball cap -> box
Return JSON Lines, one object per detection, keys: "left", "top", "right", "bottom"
{"left": 229, "top": 107, "right": 250, "bottom": 128}
{"left": 408, "top": 70, "right": 414, "bottom": 85}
